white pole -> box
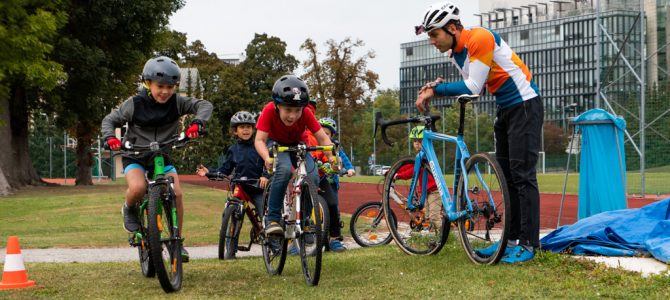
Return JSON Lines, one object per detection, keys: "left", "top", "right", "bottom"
{"left": 63, "top": 132, "right": 67, "bottom": 184}
{"left": 97, "top": 136, "right": 102, "bottom": 182}
{"left": 49, "top": 137, "right": 52, "bottom": 178}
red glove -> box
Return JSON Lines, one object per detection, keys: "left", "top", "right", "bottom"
{"left": 186, "top": 123, "right": 202, "bottom": 139}
{"left": 106, "top": 137, "right": 121, "bottom": 151}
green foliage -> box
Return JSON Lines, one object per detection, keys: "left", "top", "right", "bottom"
{"left": 301, "top": 37, "right": 379, "bottom": 169}
{"left": 0, "top": 0, "right": 67, "bottom": 99}
{"left": 153, "top": 29, "right": 187, "bottom": 59}
{"left": 240, "top": 33, "right": 299, "bottom": 107}
{"left": 543, "top": 122, "right": 569, "bottom": 154}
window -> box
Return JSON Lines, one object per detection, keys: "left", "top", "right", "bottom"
{"left": 406, "top": 47, "right": 413, "bottom": 56}
{"left": 520, "top": 30, "right": 529, "bottom": 40}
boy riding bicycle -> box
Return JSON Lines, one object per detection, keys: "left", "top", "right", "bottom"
{"left": 394, "top": 126, "right": 443, "bottom": 230}
{"left": 196, "top": 110, "right": 269, "bottom": 217}
{"left": 414, "top": 2, "right": 544, "bottom": 263}
{"left": 101, "top": 56, "right": 213, "bottom": 262}
{"left": 254, "top": 75, "right": 336, "bottom": 236}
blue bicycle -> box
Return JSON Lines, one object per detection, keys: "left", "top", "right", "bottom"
{"left": 377, "top": 95, "right": 510, "bottom": 265}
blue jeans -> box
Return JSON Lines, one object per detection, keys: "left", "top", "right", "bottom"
{"left": 266, "top": 141, "right": 320, "bottom": 223}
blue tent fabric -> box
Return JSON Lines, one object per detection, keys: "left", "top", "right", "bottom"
{"left": 541, "top": 197, "right": 670, "bottom": 263}
{"left": 573, "top": 108, "right": 627, "bottom": 219}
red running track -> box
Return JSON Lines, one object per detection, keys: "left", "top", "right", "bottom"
{"left": 178, "top": 175, "right": 660, "bottom": 229}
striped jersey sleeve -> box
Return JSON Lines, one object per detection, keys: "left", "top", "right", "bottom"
{"left": 434, "top": 27, "right": 540, "bottom": 108}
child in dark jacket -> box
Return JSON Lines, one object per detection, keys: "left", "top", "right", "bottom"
{"left": 196, "top": 111, "right": 269, "bottom": 216}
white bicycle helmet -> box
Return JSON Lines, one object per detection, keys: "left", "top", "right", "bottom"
{"left": 415, "top": 2, "right": 460, "bottom": 35}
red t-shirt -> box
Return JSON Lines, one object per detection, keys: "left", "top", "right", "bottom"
{"left": 396, "top": 163, "right": 438, "bottom": 193}
{"left": 256, "top": 102, "right": 321, "bottom": 145}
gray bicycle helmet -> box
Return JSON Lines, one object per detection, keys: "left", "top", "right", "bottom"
{"left": 272, "top": 75, "right": 309, "bottom": 107}
{"left": 230, "top": 111, "right": 256, "bottom": 127}
{"left": 142, "top": 56, "right": 181, "bottom": 85}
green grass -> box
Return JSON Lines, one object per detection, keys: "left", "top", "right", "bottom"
{"left": 341, "top": 172, "right": 670, "bottom": 195}
{"left": 1, "top": 242, "right": 668, "bottom": 299}
{"left": 1, "top": 179, "right": 669, "bottom": 298}
{"left": 0, "top": 181, "right": 227, "bottom": 248}
{"left": 0, "top": 181, "right": 352, "bottom": 249}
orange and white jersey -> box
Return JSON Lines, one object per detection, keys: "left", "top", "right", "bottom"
{"left": 434, "top": 27, "right": 540, "bottom": 108}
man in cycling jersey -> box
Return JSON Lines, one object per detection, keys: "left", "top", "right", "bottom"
{"left": 414, "top": 2, "right": 544, "bottom": 264}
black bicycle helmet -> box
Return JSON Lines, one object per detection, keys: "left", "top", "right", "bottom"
{"left": 142, "top": 56, "right": 181, "bottom": 85}
{"left": 272, "top": 75, "right": 309, "bottom": 107}
{"left": 230, "top": 111, "right": 256, "bottom": 127}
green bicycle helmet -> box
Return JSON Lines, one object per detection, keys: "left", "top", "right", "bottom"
{"left": 409, "top": 125, "right": 425, "bottom": 139}
{"left": 318, "top": 117, "right": 337, "bottom": 134}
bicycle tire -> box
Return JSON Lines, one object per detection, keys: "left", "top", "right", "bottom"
{"left": 350, "top": 201, "right": 396, "bottom": 247}
{"left": 315, "top": 194, "right": 330, "bottom": 252}
{"left": 261, "top": 178, "right": 287, "bottom": 275}
{"left": 219, "top": 201, "right": 243, "bottom": 260}
{"left": 382, "top": 157, "right": 449, "bottom": 256}
{"left": 148, "top": 184, "right": 182, "bottom": 292}
{"left": 376, "top": 177, "right": 385, "bottom": 195}
{"left": 298, "top": 180, "right": 323, "bottom": 286}
{"left": 138, "top": 202, "right": 155, "bottom": 277}
{"left": 455, "top": 152, "right": 510, "bottom": 265}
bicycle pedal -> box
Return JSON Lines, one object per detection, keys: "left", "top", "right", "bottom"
{"left": 237, "top": 246, "right": 250, "bottom": 251}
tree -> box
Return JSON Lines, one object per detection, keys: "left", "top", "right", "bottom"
{"left": 240, "top": 33, "right": 299, "bottom": 109}
{"left": 153, "top": 29, "right": 188, "bottom": 59}
{"left": 300, "top": 38, "right": 379, "bottom": 163}
{"left": 45, "top": 0, "right": 184, "bottom": 185}
{"left": 0, "top": 0, "right": 67, "bottom": 195}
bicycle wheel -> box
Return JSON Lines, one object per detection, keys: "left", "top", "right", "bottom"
{"left": 350, "top": 201, "right": 396, "bottom": 247}
{"left": 298, "top": 180, "right": 323, "bottom": 286}
{"left": 455, "top": 152, "right": 510, "bottom": 265}
{"left": 138, "top": 202, "right": 155, "bottom": 277}
{"left": 314, "top": 194, "right": 330, "bottom": 252}
{"left": 261, "top": 179, "right": 287, "bottom": 275}
{"left": 382, "top": 157, "right": 449, "bottom": 255}
{"left": 147, "top": 184, "right": 182, "bottom": 292}
{"left": 219, "top": 201, "right": 243, "bottom": 260}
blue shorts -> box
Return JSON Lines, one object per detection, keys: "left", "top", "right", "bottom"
{"left": 124, "top": 163, "right": 177, "bottom": 175}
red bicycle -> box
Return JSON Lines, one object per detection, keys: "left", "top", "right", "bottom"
{"left": 206, "top": 173, "right": 266, "bottom": 260}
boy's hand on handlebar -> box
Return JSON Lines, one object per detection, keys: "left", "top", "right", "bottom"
{"left": 259, "top": 176, "right": 269, "bottom": 189}
{"left": 106, "top": 137, "right": 121, "bottom": 151}
{"left": 264, "top": 158, "right": 274, "bottom": 171}
{"left": 195, "top": 165, "right": 208, "bottom": 177}
{"left": 346, "top": 169, "right": 355, "bottom": 177}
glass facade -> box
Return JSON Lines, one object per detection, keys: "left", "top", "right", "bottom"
{"left": 399, "top": 10, "right": 643, "bottom": 127}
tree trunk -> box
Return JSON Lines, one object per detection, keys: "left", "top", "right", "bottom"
{"left": 0, "top": 83, "right": 45, "bottom": 196}
{"left": 74, "top": 121, "right": 94, "bottom": 185}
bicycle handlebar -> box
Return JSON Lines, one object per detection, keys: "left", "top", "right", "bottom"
{"left": 104, "top": 132, "right": 191, "bottom": 154}
{"left": 375, "top": 94, "right": 480, "bottom": 147}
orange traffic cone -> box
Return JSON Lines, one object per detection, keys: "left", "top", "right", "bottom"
{"left": 0, "top": 236, "right": 36, "bottom": 289}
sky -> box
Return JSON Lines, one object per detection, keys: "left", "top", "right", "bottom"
{"left": 169, "top": 0, "right": 480, "bottom": 90}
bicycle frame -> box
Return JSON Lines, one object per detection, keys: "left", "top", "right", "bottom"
{"left": 228, "top": 181, "right": 264, "bottom": 235}
{"left": 385, "top": 101, "right": 497, "bottom": 224}
{"left": 273, "top": 144, "right": 336, "bottom": 239}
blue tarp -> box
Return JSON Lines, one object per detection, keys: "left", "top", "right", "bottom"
{"left": 574, "top": 109, "right": 627, "bottom": 219}
{"left": 541, "top": 197, "right": 670, "bottom": 263}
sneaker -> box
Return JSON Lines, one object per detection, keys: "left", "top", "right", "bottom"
{"left": 181, "top": 246, "right": 190, "bottom": 263}
{"left": 287, "top": 241, "right": 299, "bottom": 256}
{"left": 501, "top": 245, "right": 535, "bottom": 264}
{"left": 122, "top": 203, "right": 140, "bottom": 233}
{"left": 475, "top": 242, "right": 515, "bottom": 258}
{"left": 329, "top": 239, "right": 347, "bottom": 252}
{"left": 265, "top": 221, "right": 284, "bottom": 236}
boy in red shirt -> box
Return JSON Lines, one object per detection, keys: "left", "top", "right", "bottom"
{"left": 254, "top": 75, "right": 335, "bottom": 235}
{"left": 394, "top": 126, "right": 443, "bottom": 229}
